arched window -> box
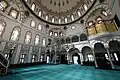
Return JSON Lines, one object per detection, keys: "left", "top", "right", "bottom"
{"left": 38, "top": 10, "right": 42, "bottom": 17}
{"left": 10, "top": 27, "right": 21, "bottom": 41}
{"left": 42, "top": 38, "right": 46, "bottom": 46}
{"left": 30, "top": 20, "right": 36, "bottom": 27}
{"left": 72, "top": 35, "right": 79, "bottom": 42}
{"left": 38, "top": 24, "right": 42, "bottom": 30}
{"left": 80, "top": 33, "right": 87, "bottom": 41}
{"left": 52, "top": 17, "right": 55, "bottom": 23}
{"left": 31, "top": 3, "right": 36, "bottom": 11}
{"left": 25, "top": 31, "right": 32, "bottom": 44}
{"left": 65, "top": 17, "right": 68, "bottom": 23}
{"left": 77, "top": 10, "right": 81, "bottom": 17}
{"left": 71, "top": 14, "right": 74, "bottom": 21}
{"left": 102, "top": 10, "right": 108, "bottom": 16}
{"left": 35, "top": 34, "right": 40, "bottom": 45}
{"left": 0, "top": 19, "right": 6, "bottom": 37}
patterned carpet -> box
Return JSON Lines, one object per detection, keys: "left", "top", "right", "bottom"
{"left": 0, "top": 64, "right": 120, "bottom": 80}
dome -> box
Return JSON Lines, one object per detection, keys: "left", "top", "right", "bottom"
{"left": 23, "top": 0, "right": 96, "bottom": 25}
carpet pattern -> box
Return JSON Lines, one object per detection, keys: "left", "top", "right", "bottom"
{"left": 0, "top": 64, "right": 120, "bottom": 80}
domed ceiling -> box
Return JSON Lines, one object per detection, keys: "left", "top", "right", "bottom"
{"left": 23, "top": 0, "right": 96, "bottom": 25}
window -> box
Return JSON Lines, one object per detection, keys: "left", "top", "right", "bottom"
{"left": 38, "top": 10, "right": 42, "bottom": 17}
{"left": 30, "top": 20, "right": 36, "bottom": 27}
{"left": 20, "top": 54, "right": 25, "bottom": 63}
{"left": 9, "top": 8, "right": 19, "bottom": 19}
{"left": 38, "top": 24, "right": 42, "bottom": 30}
{"left": 96, "top": 17, "right": 102, "bottom": 23}
{"left": 42, "top": 38, "right": 46, "bottom": 46}
{"left": 77, "top": 10, "right": 81, "bottom": 17}
{"left": 102, "top": 10, "right": 108, "bottom": 16}
{"left": 31, "top": 3, "right": 36, "bottom": 11}
{"left": 45, "top": 15, "right": 48, "bottom": 21}
{"left": 0, "top": 19, "right": 6, "bottom": 37}
{"left": 83, "top": 4, "right": 88, "bottom": 11}
{"left": 32, "top": 54, "right": 36, "bottom": 63}
{"left": 59, "top": 32, "right": 63, "bottom": 36}
{"left": 10, "top": 27, "right": 21, "bottom": 41}
{"left": 54, "top": 32, "right": 58, "bottom": 37}
{"left": 0, "top": 0, "right": 8, "bottom": 11}
{"left": 25, "top": 31, "right": 32, "bottom": 44}
{"left": 49, "top": 31, "right": 53, "bottom": 36}
{"left": 71, "top": 25, "right": 76, "bottom": 30}
{"left": 65, "top": 17, "right": 68, "bottom": 23}
{"left": 35, "top": 35, "right": 40, "bottom": 45}
{"left": 71, "top": 15, "right": 74, "bottom": 21}
{"left": 58, "top": 18, "right": 61, "bottom": 24}
{"left": 52, "top": 17, "right": 55, "bottom": 23}
{"left": 88, "top": 54, "right": 94, "bottom": 61}
{"left": 4, "top": 53, "right": 9, "bottom": 59}
{"left": 88, "top": 21, "right": 93, "bottom": 26}
{"left": 25, "top": 0, "right": 28, "bottom": 2}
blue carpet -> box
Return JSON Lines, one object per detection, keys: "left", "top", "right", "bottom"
{"left": 0, "top": 64, "right": 120, "bottom": 80}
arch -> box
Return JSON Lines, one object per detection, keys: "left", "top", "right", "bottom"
{"left": 24, "top": 31, "right": 32, "bottom": 44}
{"left": 71, "top": 35, "right": 79, "bottom": 42}
{"left": 108, "top": 40, "right": 120, "bottom": 64}
{"left": 80, "top": 33, "right": 87, "bottom": 41}
{"left": 81, "top": 46, "right": 94, "bottom": 63}
{"left": 61, "top": 38, "right": 65, "bottom": 44}
{"left": 66, "top": 37, "right": 71, "bottom": 43}
{"left": 68, "top": 48, "right": 80, "bottom": 53}
{"left": 82, "top": 46, "right": 92, "bottom": 55}
{"left": 94, "top": 43, "right": 106, "bottom": 53}
{"left": 10, "top": 26, "right": 21, "bottom": 41}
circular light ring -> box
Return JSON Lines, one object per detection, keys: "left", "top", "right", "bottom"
{"left": 22, "top": 0, "right": 97, "bottom": 26}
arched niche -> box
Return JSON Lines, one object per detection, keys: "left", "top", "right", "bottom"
{"left": 109, "top": 40, "right": 120, "bottom": 64}
{"left": 80, "top": 33, "right": 87, "bottom": 41}
{"left": 66, "top": 37, "right": 71, "bottom": 43}
{"left": 94, "top": 43, "right": 111, "bottom": 69}
{"left": 82, "top": 46, "right": 93, "bottom": 61}
{"left": 72, "top": 35, "right": 79, "bottom": 42}
{"left": 94, "top": 43, "right": 106, "bottom": 54}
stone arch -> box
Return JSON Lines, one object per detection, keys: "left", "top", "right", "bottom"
{"left": 71, "top": 35, "right": 79, "bottom": 42}
{"left": 66, "top": 37, "right": 71, "bottom": 43}
{"left": 80, "top": 33, "right": 87, "bottom": 41}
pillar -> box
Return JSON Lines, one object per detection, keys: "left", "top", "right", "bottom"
{"left": 28, "top": 46, "right": 33, "bottom": 63}
{"left": 91, "top": 48, "right": 98, "bottom": 68}
{"left": 14, "top": 44, "right": 22, "bottom": 64}
{"left": 106, "top": 48, "right": 115, "bottom": 69}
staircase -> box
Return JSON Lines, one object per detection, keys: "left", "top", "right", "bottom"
{"left": 0, "top": 52, "right": 9, "bottom": 75}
